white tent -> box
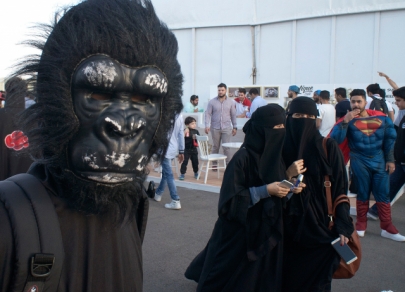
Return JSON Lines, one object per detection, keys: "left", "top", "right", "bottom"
{"left": 152, "top": 0, "right": 405, "bottom": 108}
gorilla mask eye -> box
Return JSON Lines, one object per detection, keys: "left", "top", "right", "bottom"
{"left": 91, "top": 92, "right": 112, "bottom": 101}
{"left": 131, "top": 94, "right": 148, "bottom": 103}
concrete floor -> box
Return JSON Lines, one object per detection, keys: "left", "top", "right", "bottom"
{"left": 143, "top": 185, "right": 405, "bottom": 292}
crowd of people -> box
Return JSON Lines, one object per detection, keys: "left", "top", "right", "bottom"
{"left": 153, "top": 79, "right": 405, "bottom": 291}
{"left": 0, "top": 0, "right": 404, "bottom": 291}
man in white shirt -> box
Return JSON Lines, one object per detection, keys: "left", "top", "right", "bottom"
{"left": 184, "top": 95, "right": 204, "bottom": 113}
{"left": 153, "top": 114, "right": 185, "bottom": 210}
{"left": 316, "top": 90, "right": 336, "bottom": 137}
{"left": 246, "top": 88, "right": 267, "bottom": 118}
{"left": 366, "top": 83, "right": 394, "bottom": 122}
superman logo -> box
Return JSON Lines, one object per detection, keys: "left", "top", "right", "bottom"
{"left": 354, "top": 118, "right": 382, "bottom": 136}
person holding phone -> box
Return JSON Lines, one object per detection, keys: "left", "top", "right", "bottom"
{"left": 282, "top": 97, "right": 354, "bottom": 292}
{"left": 185, "top": 104, "right": 305, "bottom": 291}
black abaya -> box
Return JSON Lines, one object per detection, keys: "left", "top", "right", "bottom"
{"left": 282, "top": 98, "right": 354, "bottom": 292}
{"left": 185, "top": 104, "right": 287, "bottom": 292}
{"left": 185, "top": 149, "right": 284, "bottom": 292}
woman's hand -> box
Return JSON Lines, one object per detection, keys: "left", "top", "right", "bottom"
{"left": 339, "top": 234, "right": 349, "bottom": 246}
{"left": 286, "top": 159, "right": 307, "bottom": 179}
{"left": 291, "top": 182, "right": 306, "bottom": 194}
{"left": 267, "top": 182, "right": 290, "bottom": 198}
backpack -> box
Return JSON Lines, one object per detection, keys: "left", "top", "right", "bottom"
{"left": 0, "top": 173, "right": 64, "bottom": 292}
{"left": 369, "top": 96, "right": 389, "bottom": 115}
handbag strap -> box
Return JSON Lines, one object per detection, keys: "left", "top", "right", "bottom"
{"left": 322, "top": 138, "right": 351, "bottom": 230}
{"left": 322, "top": 138, "right": 334, "bottom": 229}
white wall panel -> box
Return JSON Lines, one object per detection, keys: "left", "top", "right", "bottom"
{"left": 257, "top": 22, "right": 293, "bottom": 84}
{"left": 221, "top": 27, "right": 253, "bottom": 85}
{"left": 378, "top": 10, "right": 405, "bottom": 84}
{"left": 334, "top": 13, "right": 375, "bottom": 84}
{"left": 194, "top": 28, "right": 223, "bottom": 107}
{"left": 172, "top": 29, "right": 193, "bottom": 108}
{"left": 170, "top": 8, "right": 405, "bottom": 110}
{"left": 153, "top": 0, "right": 254, "bottom": 29}
{"left": 295, "top": 17, "right": 332, "bottom": 84}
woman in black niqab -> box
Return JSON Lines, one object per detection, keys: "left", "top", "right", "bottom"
{"left": 281, "top": 97, "right": 354, "bottom": 292}
{"left": 185, "top": 104, "right": 303, "bottom": 292}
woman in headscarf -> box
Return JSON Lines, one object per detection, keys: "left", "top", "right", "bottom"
{"left": 282, "top": 97, "right": 354, "bottom": 292}
{"left": 185, "top": 104, "right": 304, "bottom": 292}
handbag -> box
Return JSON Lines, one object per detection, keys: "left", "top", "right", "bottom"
{"left": 322, "top": 138, "right": 362, "bottom": 279}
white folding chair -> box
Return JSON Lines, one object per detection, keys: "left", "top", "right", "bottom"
{"left": 195, "top": 134, "right": 227, "bottom": 184}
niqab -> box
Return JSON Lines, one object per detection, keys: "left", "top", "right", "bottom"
{"left": 242, "top": 104, "right": 286, "bottom": 184}
{"left": 283, "top": 96, "right": 331, "bottom": 176}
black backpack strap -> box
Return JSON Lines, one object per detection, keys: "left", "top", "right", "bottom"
{"left": 370, "top": 96, "right": 388, "bottom": 114}
{"left": 0, "top": 173, "right": 64, "bottom": 292}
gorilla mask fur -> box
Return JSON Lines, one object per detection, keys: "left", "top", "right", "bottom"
{"left": 13, "top": 0, "right": 183, "bottom": 222}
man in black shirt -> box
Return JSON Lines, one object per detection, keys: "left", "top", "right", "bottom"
{"left": 368, "top": 86, "right": 405, "bottom": 218}
{"left": 334, "top": 87, "right": 351, "bottom": 121}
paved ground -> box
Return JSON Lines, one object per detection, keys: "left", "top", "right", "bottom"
{"left": 143, "top": 186, "right": 405, "bottom": 292}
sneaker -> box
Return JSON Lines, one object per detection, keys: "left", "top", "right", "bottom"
{"left": 165, "top": 200, "right": 181, "bottom": 210}
{"left": 153, "top": 193, "right": 162, "bottom": 202}
{"left": 357, "top": 230, "right": 365, "bottom": 237}
{"left": 381, "top": 230, "right": 405, "bottom": 242}
{"left": 179, "top": 174, "right": 185, "bottom": 180}
{"left": 367, "top": 209, "right": 379, "bottom": 221}
{"left": 194, "top": 172, "right": 199, "bottom": 179}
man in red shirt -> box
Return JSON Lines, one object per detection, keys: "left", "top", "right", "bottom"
{"left": 234, "top": 88, "right": 251, "bottom": 118}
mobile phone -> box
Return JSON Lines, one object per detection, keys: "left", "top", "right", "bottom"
{"left": 294, "top": 174, "right": 304, "bottom": 188}
{"left": 331, "top": 238, "right": 358, "bottom": 264}
{"left": 279, "top": 180, "right": 294, "bottom": 189}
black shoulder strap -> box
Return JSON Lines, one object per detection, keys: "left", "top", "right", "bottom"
{"left": 0, "top": 173, "right": 64, "bottom": 292}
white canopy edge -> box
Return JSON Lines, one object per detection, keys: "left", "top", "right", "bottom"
{"left": 153, "top": 0, "right": 405, "bottom": 29}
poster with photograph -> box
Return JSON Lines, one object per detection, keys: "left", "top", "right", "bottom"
{"left": 263, "top": 86, "right": 279, "bottom": 98}
{"left": 228, "top": 86, "right": 262, "bottom": 100}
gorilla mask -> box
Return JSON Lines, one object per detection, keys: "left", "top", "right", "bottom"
{"left": 16, "top": 0, "right": 183, "bottom": 175}
{"left": 12, "top": 0, "right": 183, "bottom": 219}
{"left": 69, "top": 55, "right": 168, "bottom": 183}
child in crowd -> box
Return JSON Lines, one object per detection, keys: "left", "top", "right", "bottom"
{"left": 180, "top": 117, "right": 200, "bottom": 180}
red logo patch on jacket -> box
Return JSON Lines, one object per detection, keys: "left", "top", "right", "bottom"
{"left": 4, "top": 131, "right": 29, "bottom": 151}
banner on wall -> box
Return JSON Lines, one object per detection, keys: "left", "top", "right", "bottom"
{"left": 208, "top": 83, "right": 399, "bottom": 115}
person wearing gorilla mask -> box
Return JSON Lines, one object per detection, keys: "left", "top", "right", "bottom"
{"left": 0, "top": 0, "right": 183, "bottom": 291}
{"left": 185, "top": 104, "right": 305, "bottom": 291}
{"left": 282, "top": 97, "right": 353, "bottom": 292}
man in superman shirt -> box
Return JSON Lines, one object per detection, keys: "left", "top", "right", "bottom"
{"left": 330, "top": 89, "right": 405, "bottom": 242}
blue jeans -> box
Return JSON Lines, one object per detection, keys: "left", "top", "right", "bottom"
{"left": 156, "top": 158, "right": 180, "bottom": 201}
{"left": 370, "top": 161, "right": 405, "bottom": 213}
